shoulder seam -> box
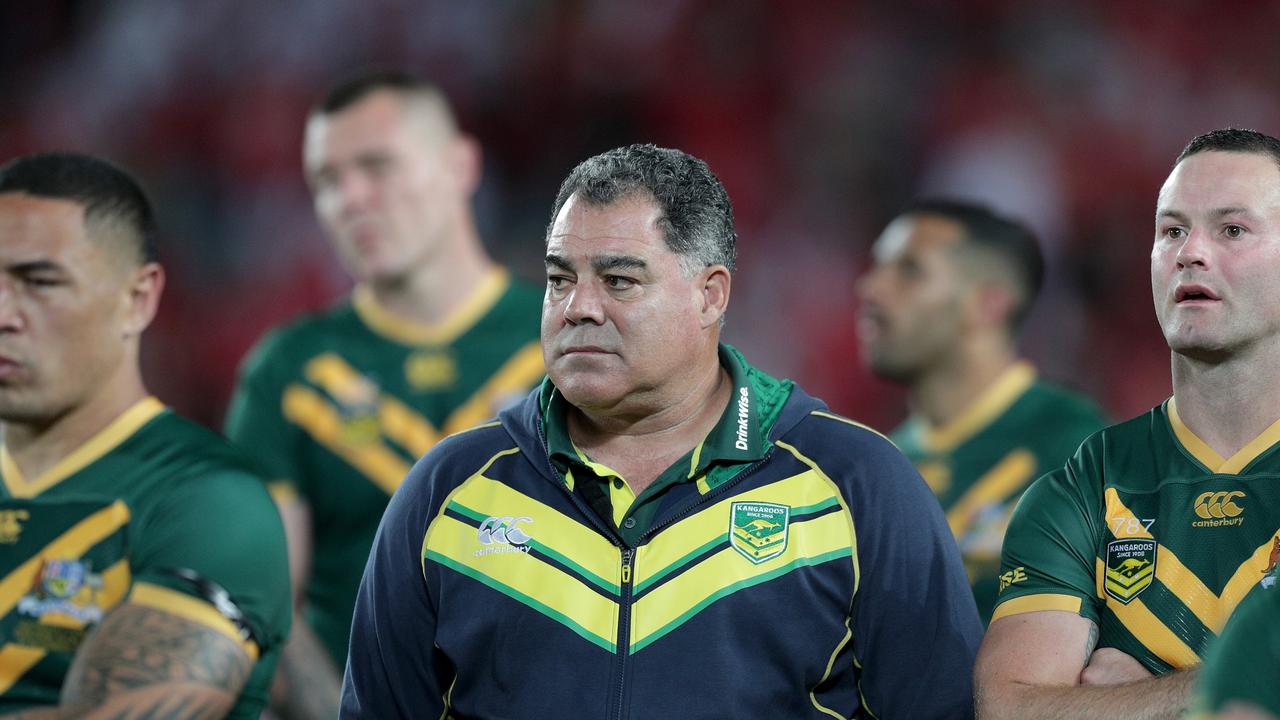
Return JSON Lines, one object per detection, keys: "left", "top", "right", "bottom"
{"left": 809, "top": 410, "right": 893, "bottom": 444}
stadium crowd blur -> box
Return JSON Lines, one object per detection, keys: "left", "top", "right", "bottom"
{"left": 4, "top": 0, "right": 1278, "bottom": 432}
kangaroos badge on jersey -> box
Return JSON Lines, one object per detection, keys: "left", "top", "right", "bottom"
{"left": 730, "top": 502, "right": 789, "bottom": 564}
{"left": 1105, "top": 539, "right": 1157, "bottom": 603}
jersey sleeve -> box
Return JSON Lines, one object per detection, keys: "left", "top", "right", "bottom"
{"left": 340, "top": 438, "right": 463, "bottom": 718}
{"left": 840, "top": 429, "right": 983, "bottom": 720}
{"left": 990, "top": 448, "right": 1104, "bottom": 624}
{"left": 128, "top": 464, "right": 292, "bottom": 716}
{"left": 224, "top": 331, "right": 305, "bottom": 501}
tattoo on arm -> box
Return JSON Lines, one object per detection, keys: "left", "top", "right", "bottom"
{"left": 1084, "top": 621, "right": 1099, "bottom": 664}
{"left": 59, "top": 602, "right": 253, "bottom": 720}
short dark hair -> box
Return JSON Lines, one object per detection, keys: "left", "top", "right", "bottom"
{"left": 902, "top": 198, "right": 1044, "bottom": 332}
{"left": 0, "top": 152, "right": 157, "bottom": 263}
{"left": 1176, "top": 127, "right": 1280, "bottom": 168}
{"left": 314, "top": 68, "right": 453, "bottom": 125}
{"left": 547, "top": 144, "right": 737, "bottom": 273}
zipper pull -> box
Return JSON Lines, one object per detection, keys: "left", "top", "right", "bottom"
{"left": 621, "top": 548, "right": 634, "bottom": 585}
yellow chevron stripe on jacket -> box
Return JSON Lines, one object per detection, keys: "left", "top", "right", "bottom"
{"left": 423, "top": 470, "right": 621, "bottom": 652}
{"left": 630, "top": 472, "right": 853, "bottom": 653}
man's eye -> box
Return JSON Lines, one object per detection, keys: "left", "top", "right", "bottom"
{"left": 25, "top": 277, "right": 63, "bottom": 288}
{"left": 1224, "top": 224, "right": 1244, "bottom": 238}
{"left": 1163, "top": 227, "right": 1185, "bottom": 240}
{"left": 547, "top": 276, "right": 570, "bottom": 290}
{"left": 605, "top": 276, "right": 635, "bottom": 290}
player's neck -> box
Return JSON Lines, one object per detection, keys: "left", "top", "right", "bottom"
{"left": 1171, "top": 344, "right": 1280, "bottom": 459}
{"left": 3, "top": 367, "right": 149, "bottom": 482}
{"left": 910, "top": 339, "right": 1020, "bottom": 429}
{"left": 568, "top": 357, "right": 730, "bottom": 495}
{"left": 365, "top": 229, "right": 495, "bottom": 327}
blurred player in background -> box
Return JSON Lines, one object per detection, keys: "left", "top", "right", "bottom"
{"left": 976, "top": 128, "right": 1280, "bottom": 718}
{"left": 1187, "top": 561, "right": 1280, "bottom": 720}
{"left": 857, "top": 199, "right": 1105, "bottom": 623}
{"left": 224, "top": 70, "right": 543, "bottom": 719}
{"left": 0, "top": 152, "right": 290, "bottom": 718}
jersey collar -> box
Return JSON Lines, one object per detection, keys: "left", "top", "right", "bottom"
{"left": 910, "top": 361, "right": 1037, "bottom": 454}
{"left": 352, "top": 266, "right": 509, "bottom": 346}
{"left": 1166, "top": 397, "right": 1280, "bottom": 474}
{"left": 1, "top": 396, "right": 166, "bottom": 498}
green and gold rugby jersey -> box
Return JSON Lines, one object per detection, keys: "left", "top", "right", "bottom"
{"left": 1189, "top": 563, "right": 1280, "bottom": 719}
{"left": 994, "top": 398, "right": 1280, "bottom": 673}
{"left": 224, "top": 268, "right": 543, "bottom": 664}
{"left": 892, "top": 361, "right": 1105, "bottom": 624}
{"left": 0, "top": 398, "right": 290, "bottom": 717}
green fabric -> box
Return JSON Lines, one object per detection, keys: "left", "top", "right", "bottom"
{"left": 542, "top": 343, "right": 794, "bottom": 546}
{"left": 0, "top": 409, "right": 290, "bottom": 719}
{"left": 892, "top": 378, "right": 1105, "bottom": 625}
{"left": 1193, "top": 564, "right": 1280, "bottom": 717}
{"left": 997, "top": 400, "right": 1280, "bottom": 673}
{"left": 224, "top": 277, "right": 543, "bottom": 665}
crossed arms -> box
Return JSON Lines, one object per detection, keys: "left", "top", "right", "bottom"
{"left": 975, "top": 609, "right": 1196, "bottom": 720}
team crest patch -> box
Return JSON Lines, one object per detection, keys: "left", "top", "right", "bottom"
{"left": 1104, "top": 539, "right": 1157, "bottom": 604}
{"left": 17, "top": 558, "right": 107, "bottom": 625}
{"left": 729, "top": 502, "right": 789, "bottom": 564}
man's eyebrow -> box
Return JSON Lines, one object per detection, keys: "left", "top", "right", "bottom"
{"left": 545, "top": 253, "right": 574, "bottom": 271}
{"left": 6, "top": 259, "right": 65, "bottom": 274}
{"left": 1209, "top": 206, "right": 1257, "bottom": 220}
{"left": 1156, "top": 209, "right": 1190, "bottom": 224}
{"left": 591, "top": 255, "right": 647, "bottom": 273}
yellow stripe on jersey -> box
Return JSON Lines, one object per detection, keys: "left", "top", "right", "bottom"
{"left": 1216, "top": 531, "right": 1280, "bottom": 632}
{"left": 130, "top": 582, "right": 259, "bottom": 661}
{"left": 352, "top": 268, "right": 510, "bottom": 347}
{"left": 946, "top": 449, "right": 1036, "bottom": 540}
{"left": 918, "top": 362, "right": 1035, "bottom": 454}
{"left": 1104, "top": 489, "right": 1224, "bottom": 632}
{"left": 1106, "top": 596, "right": 1201, "bottom": 668}
{"left": 267, "top": 480, "right": 298, "bottom": 505}
{"left": 1, "top": 398, "right": 164, "bottom": 498}
{"left": 379, "top": 395, "right": 440, "bottom": 458}
{"left": 443, "top": 342, "right": 545, "bottom": 435}
{"left": 990, "top": 593, "right": 1084, "bottom": 622}
{"left": 302, "top": 353, "right": 444, "bottom": 457}
{"left": 282, "top": 384, "right": 410, "bottom": 496}
{"left": 0, "top": 501, "right": 131, "bottom": 617}
{"left": 0, "top": 645, "right": 47, "bottom": 695}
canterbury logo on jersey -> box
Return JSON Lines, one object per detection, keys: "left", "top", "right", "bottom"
{"left": 475, "top": 516, "right": 533, "bottom": 557}
{"left": 1192, "top": 491, "right": 1245, "bottom": 528}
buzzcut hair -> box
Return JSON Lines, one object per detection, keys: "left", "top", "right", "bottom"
{"left": 312, "top": 68, "right": 456, "bottom": 132}
{"left": 547, "top": 144, "right": 737, "bottom": 273}
{"left": 1176, "top": 127, "right": 1280, "bottom": 168}
{"left": 0, "top": 152, "right": 158, "bottom": 263}
{"left": 902, "top": 198, "right": 1045, "bottom": 332}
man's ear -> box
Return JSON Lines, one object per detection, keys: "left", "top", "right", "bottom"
{"left": 698, "top": 265, "right": 731, "bottom": 330}
{"left": 971, "top": 281, "right": 1015, "bottom": 332}
{"left": 122, "top": 262, "right": 165, "bottom": 338}
{"left": 449, "top": 134, "right": 483, "bottom": 197}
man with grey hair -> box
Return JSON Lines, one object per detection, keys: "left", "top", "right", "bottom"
{"left": 341, "top": 144, "right": 981, "bottom": 719}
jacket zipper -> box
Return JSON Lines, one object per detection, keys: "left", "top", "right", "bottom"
{"left": 614, "top": 547, "right": 635, "bottom": 720}
{"left": 638, "top": 449, "right": 775, "bottom": 543}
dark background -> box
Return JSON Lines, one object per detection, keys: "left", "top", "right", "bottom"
{"left": 5, "top": 0, "right": 1276, "bottom": 432}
